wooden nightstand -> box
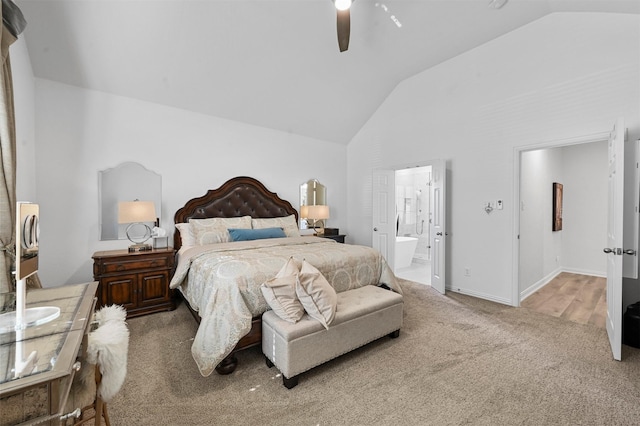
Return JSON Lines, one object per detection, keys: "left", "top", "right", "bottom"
{"left": 319, "top": 234, "right": 346, "bottom": 243}
{"left": 92, "top": 248, "right": 176, "bottom": 318}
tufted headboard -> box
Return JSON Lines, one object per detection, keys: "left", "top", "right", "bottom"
{"left": 173, "top": 176, "right": 298, "bottom": 250}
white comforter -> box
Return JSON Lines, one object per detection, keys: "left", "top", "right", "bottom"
{"left": 169, "top": 236, "right": 400, "bottom": 376}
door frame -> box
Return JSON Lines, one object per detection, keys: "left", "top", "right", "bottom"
{"left": 512, "top": 131, "right": 610, "bottom": 307}
{"left": 377, "top": 159, "right": 444, "bottom": 289}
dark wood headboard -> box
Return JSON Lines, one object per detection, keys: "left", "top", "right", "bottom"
{"left": 173, "top": 176, "right": 298, "bottom": 249}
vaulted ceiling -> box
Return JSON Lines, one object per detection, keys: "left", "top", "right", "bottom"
{"left": 16, "top": 0, "right": 640, "bottom": 144}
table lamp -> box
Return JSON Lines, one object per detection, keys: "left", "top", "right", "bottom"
{"left": 301, "top": 204, "right": 330, "bottom": 234}
{"left": 118, "top": 200, "right": 156, "bottom": 252}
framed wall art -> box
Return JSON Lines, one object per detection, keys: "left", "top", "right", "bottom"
{"left": 553, "top": 182, "right": 563, "bottom": 231}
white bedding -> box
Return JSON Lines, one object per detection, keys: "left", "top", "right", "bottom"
{"left": 169, "top": 236, "right": 400, "bottom": 376}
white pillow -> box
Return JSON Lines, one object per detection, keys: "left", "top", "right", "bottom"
{"left": 190, "top": 216, "right": 252, "bottom": 245}
{"left": 252, "top": 215, "right": 300, "bottom": 237}
{"left": 295, "top": 259, "right": 337, "bottom": 329}
{"left": 175, "top": 223, "right": 196, "bottom": 248}
{"left": 260, "top": 257, "right": 305, "bottom": 323}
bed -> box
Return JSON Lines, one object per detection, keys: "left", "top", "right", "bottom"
{"left": 170, "top": 176, "right": 400, "bottom": 377}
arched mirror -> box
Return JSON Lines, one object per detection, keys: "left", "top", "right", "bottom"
{"left": 299, "top": 179, "right": 326, "bottom": 229}
{"left": 300, "top": 179, "right": 326, "bottom": 207}
{"left": 99, "top": 162, "right": 162, "bottom": 240}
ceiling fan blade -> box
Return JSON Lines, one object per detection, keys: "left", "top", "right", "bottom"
{"left": 336, "top": 9, "right": 350, "bottom": 52}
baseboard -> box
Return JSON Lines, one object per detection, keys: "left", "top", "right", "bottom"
{"left": 447, "top": 286, "right": 512, "bottom": 306}
{"left": 520, "top": 268, "right": 562, "bottom": 302}
{"left": 561, "top": 267, "right": 605, "bottom": 278}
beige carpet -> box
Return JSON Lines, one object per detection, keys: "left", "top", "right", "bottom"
{"left": 110, "top": 280, "right": 640, "bottom": 425}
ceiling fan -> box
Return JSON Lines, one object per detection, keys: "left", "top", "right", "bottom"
{"left": 333, "top": 0, "right": 353, "bottom": 52}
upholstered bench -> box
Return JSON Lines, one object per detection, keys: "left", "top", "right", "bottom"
{"left": 262, "top": 284, "right": 403, "bottom": 389}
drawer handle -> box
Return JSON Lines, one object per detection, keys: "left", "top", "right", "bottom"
{"left": 150, "top": 261, "right": 158, "bottom": 267}
{"left": 116, "top": 264, "right": 125, "bottom": 271}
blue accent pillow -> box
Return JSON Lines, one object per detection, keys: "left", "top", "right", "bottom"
{"left": 228, "top": 227, "right": 286, "bottom": 242}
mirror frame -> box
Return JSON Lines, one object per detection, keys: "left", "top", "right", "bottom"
{"left": 99, "top": 162, "right": 162, "bottom": 241}
{"left": 299, "top": 179, "right": 326, "bottom": 229}
{"left": 300, "top": 179, "right": 326, "bottom": 207}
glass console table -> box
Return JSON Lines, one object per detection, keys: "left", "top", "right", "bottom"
{"left": 0, "top": 282, "right": 98, "bottom": 425}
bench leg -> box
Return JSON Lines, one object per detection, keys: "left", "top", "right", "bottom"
{"left": 283, "top": 375, "right": 299, "bottom": 389}
{"left": 389, "top": 329, "right": 400, "bottom": 338}
{"left": 265, "top": 356, "right": 274, "bottom": 368}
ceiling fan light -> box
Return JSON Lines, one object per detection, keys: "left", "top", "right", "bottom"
{"left": 335, "top": 0, "right": 352, "bottom": 11}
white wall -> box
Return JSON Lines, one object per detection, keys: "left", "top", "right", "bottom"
{"left": 11, "top": 37, "right": 37, "bottom": 201}
{"left": 519, "top": 148, "right": 563, "bottom": 295}
{"left": 347, "top": 12, "right": 640, "bottom": 305}
{"left": 24, "top": 80, "right": 346, "bottom": 287}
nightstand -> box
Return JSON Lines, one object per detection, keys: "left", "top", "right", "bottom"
{"left": 92, "top": 248, "right": 176, "bottom": 318}
{"left": 319, "top": 234, "right": 346, "bottom": 243}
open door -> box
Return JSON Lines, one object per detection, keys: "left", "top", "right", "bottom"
{"left": 604, "top": 117, "right": 625, "bottom": 361}
{"left": 372, "top": 170, "right": 395, "bottom": 268}
{"left": 430, "top": 160, "right": 447, "bottom": 294}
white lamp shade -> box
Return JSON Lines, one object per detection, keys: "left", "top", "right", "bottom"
{"left": 303, "top": 204, "right": 330, "bottom": 220}
{"left": 118, "top": 201, "right": 156, "bottom": 224}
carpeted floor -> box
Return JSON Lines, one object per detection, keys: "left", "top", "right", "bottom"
{"left": 109, "top": 280, "right": 640, "bottom": 425}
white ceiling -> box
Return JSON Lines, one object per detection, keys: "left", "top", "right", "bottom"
{"left": 16, "top": 0, "right": 640, "bottom": 145}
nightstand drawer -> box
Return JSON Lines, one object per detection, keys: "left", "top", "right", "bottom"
{"left": 99, "top": 257, "right": 170, "bottom": 274}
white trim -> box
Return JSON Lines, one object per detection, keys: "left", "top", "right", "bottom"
{"left": 561, "top": 267, "right": 606, "bottom": 278}
{"left": 520, "top": 268, "right": 562, "bottom": 301}
{"left": 448, "top": 286, "right": 512, "bottom": 306}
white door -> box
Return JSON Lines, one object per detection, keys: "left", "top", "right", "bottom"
{"left": 430, "top": 160, "right": 447, "bottom": 294}
{"left": 372, "top": 170, "right": 396, "bottom": 268}
{"left": 605, "top": 117, "right": 625, "bottom": 361}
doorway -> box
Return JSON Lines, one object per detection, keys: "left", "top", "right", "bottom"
{"left": 517, "top": 138, "right": 608, "bottom": 306}
{"left": 394, "top": 166, "right": 432, "bottom": 285}
{"left": 373, "top": 160, "right": 446, "bottom": 293}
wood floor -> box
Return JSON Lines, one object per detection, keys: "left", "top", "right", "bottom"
{"left": 521, "top": 272, "right": 606, "bottom": 329}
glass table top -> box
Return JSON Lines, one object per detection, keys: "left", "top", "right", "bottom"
{"left": 0, "top": 283, "right": 95, "bottom": 387}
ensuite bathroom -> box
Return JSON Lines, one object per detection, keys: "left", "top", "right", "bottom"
{"left": 394, "top": 166, "right": 432, "bottom": 285}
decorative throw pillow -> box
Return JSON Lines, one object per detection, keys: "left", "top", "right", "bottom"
{"left": 175, "top": 223, "right": 196, "bottom": 248}
{"left": 295, "top": 259, "right": 337, "bottom": 329}
{"left": 228, "top": 227, "right": 286, "bottom": 241}
{"left": 190, "top": 216, "right": 252, "bottom": 245}
{"left": 251, "top": 215, "right": 300, "bottom": 238}
{"left": 261, "top": 257, "right": 304, "bottom": 323}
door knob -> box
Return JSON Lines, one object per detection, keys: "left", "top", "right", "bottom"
{"left": 624, "top": 249, "right": 636, "bottom": 255}
{"left": 373, "top": 227, "right": 378, "bottom": 232}
{"left": 603, "top": 248, "right": 623, "bottom": 255}
{"left": 436, "top": 232, "right": 442, "bottom": 236}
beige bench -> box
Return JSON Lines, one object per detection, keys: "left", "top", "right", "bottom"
{"left": 262, "top": 284, "right": 403, "bottom": 388}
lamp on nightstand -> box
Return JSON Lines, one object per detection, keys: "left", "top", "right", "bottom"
{"left": 300, "top": 204, "right": 330, "bottom": 235}
{"left": 118, "top": 200, "right": 156, "bottom": 252}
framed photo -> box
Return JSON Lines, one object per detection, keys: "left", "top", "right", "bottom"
{"left": 553, "top": 182, "right": 563, "bottom": 231}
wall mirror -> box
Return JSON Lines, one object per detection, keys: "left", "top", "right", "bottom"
{"left": 99, "top": 162, "right": 162, "bottom": 240}
{"left": 300, "top": 179, "right": 326, "bottom": 207}
{"left": 299, "top": 179, "right": 326, "bottom": 229}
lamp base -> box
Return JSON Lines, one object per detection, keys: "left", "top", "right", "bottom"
{"left": 128, "top": 243, "right": 153, "bottom": 252}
